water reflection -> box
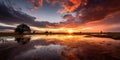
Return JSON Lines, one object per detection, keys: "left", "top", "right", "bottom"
{"left": 14, "top": 44, "right": 65, "bottom": 60}
{"left": 31, "top": 35, "right": 87, "bottom": 41}
{"left": 30, "top": 35, "right": 120, "bottom": 60}
{"left": 0, "top": 35, "right": 120, "bottom": 60}
{"left": 15, "top": 35, "right": 31, "bottom": 44}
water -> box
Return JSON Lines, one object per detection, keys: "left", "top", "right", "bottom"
{"left": 0, "top": 35, "right": 120, "bottom": 60}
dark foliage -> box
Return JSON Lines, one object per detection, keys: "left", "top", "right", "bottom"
{"left": 15, "top": 24, "right": 31, "bottom": 34}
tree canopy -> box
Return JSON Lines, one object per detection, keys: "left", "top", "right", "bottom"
{"left": 15, "top": 24, "right": 31, "bottom": 34}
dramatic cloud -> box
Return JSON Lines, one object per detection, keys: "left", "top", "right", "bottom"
{"left": 63, "top": 14, "right": 75, "bottom": 22}
{"left": 0, "top": 0, "right": 120, "bottom": 32}
{"left": 79, "top": 0, "right": 120, "bottom": 23}
{"left": 28, "top": 0, "right": 87, "bottom": 13}
{"left": 28, "top": 0, "right": 120, "bottom": 26}
{"left": 0, "top": 26, "right": 14, "bottom": 32}
{"left": 80, "top": 12, "right": 120, "bottom": 32}
{"left": 59, "top": 0, "right": 120, "bottom": 29}
{"left": 62, "top": 0, "right": 120, "bottom": 24}
{"left": 0, "top": 0, "right": 56, "bottom": 28}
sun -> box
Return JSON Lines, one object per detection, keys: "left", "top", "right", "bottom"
{"left": 68, "top": 30, "right": 74, "bottom": 33}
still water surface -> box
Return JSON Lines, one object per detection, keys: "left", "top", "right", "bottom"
{"left": 0, "top": 35, "right": 120, "bottom": 60}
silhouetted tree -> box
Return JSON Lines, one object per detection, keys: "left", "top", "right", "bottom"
{"left": 100, "top": 31, "right": 103, "bottom": 34}
{"left": 15, "top": 24, "right": 31, "bottom": 34}
{"left": 45, "top": 31, "right": 49, "bottom": 34}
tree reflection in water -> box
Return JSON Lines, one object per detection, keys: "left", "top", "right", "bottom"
{"left": 15, "top": 35, "right": 31, "bottom": 44}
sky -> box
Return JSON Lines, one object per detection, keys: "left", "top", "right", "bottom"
{"left": 8, "top": 0, "right": 62, "bottom": 23}
{"left": 0, "top": 0, "right": 120, "bottom": 32}
{"left": 13, "top": 0, "right": 65, "bottom": 23}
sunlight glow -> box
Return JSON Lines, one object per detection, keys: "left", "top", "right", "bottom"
{"left": 68, "top": 30, "right": 74, "bottom": 33}
{"left": 31, "top": 35, "right": 85, "bottom": 41}
{"left": 0, "top": 23, "right": 16, "bottom": 27}
{"left": 67, "top": 35, "right": 73, "bottom": 38}
{"left": 30, "top": 26, "right": 95, "bottom": 33}
{"left": 81, "top": 27, "right": 93, "bottom": 30}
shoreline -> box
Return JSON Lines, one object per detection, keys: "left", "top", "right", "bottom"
{"left": 0, "top": 32, "right": 120, "bottom": 40}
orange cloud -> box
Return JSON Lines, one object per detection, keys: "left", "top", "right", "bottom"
{"left": 27, "top": 0, "right": 87, "bottom": 13}
{"left": 38, "top": 0, "right": 43, "bottom": 7}
{"left": 58, "top": 0, "right": 81, "bottom": 13}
